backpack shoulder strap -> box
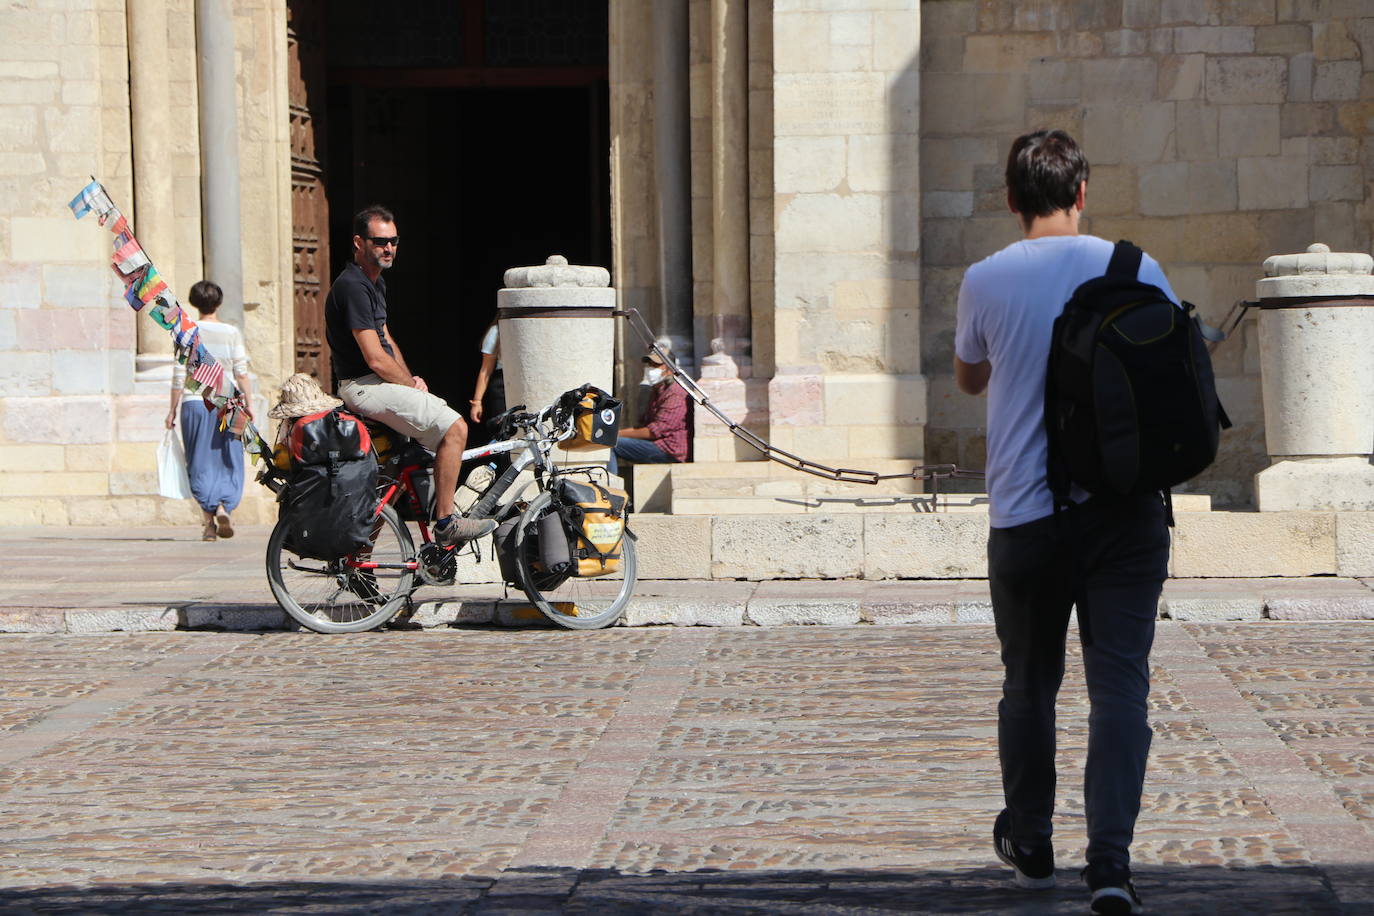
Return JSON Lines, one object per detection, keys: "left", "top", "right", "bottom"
{"left": 1106, "top": 239, "right": 1143, "bottom": 279}
{"left": 1043, "top": 313, "right": 1072, "bottom": 514}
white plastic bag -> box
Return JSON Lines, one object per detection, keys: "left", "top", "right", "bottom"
{"left": 157, "top": 428, "right": 193, "bottom": 500}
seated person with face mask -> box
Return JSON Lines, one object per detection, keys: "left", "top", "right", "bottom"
{"left": 608, "top": 341, "right": 688, "bottom": 476}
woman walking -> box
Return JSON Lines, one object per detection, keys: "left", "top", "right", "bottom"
{"left": 164, "top": 280, "right": 253, "bottom": 540}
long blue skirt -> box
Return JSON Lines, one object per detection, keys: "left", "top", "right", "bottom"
{"left": 180, "top": 400, "right": 243, "bottom": 513}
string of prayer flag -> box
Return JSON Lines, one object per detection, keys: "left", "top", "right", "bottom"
{"left": 113, "top": 238, "right": 150, "bottom": 275}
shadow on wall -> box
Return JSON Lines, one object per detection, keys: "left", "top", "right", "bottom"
{"left": 0, "top": 863, "right": 1363, "bottom": 913}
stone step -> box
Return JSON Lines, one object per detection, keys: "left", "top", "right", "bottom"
{"left": 672, "top": 493, "right": 990, "bottom": 515}
{"left": 632, "top": 461, "right": 1213, "bottom": 515}
{"left": 625, "top": 505, "right": 1363, "bottom": 580}
{"left": 661, "top": 458, "right": 937, "bottom": 478}
{"left": 671, "top": 476, "right": 926, "bottom": 499}
{"left": 632, "top": 460, "right": 974, "bottom": 512}
{"left": 669, "top": 490, "right": 1211, "bottom": 515}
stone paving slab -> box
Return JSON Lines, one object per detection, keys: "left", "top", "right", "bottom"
{"left": 4, "top": 527, "right": 1374, "bottom": 633}
{"left": 0, "top": 624, "right": 1369, "bottom": 913}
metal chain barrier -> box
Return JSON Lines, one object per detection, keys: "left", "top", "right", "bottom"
{"left": 1208, "top": 300, "right": 1256, "bottom": 355}
{"left": 614, "top": 308, "right": 985, "bottom": 499}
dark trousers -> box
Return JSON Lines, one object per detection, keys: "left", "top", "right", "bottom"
{"left": 988, "top": 494, "right": 1168, "bottom": 867}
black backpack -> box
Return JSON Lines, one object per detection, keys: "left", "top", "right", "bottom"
{"left": 1045, "top": 240, "right": 1231, "bottom": 522}
{"left": 281, "top": 408, "right": 379, "bottom": 560}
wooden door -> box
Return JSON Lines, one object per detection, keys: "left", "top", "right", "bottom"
{"left": 287, "top": 0, "right": 330, "bottom": 382}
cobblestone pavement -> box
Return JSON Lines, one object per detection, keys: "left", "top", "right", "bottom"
{"left": 0, "top": 620, "right": 1371, "bottom": 913}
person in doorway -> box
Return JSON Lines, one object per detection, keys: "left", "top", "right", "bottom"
{"left": 164, "top": 280, "right": 252, "bottom": 541}
{"left": 469, "top": 319, "right": 505, "bottom": 426}
{"left": 608, "top": 341, "right": 688, "bottom": 477}
{"left": 954, "top": 129, "right": 1174, "bottom": 916}
{"left": 325, "top": 204, "right": 495, "bottom": 548}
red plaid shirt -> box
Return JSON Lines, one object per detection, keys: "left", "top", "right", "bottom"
{"left": 642, "top": 380, "right": 688, "bottom": 461}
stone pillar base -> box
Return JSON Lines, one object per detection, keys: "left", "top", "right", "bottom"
{"left": 766, "top": 372, "right": 926, "bottom": 463}
{"left": 1256, "top": 457, "right": 1374, "bottom": 511}
{"left": 691, "top": 376, "right": 769, "bottom": 462}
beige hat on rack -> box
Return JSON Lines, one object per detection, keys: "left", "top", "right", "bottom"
{"left": 268, "top": 373, "right": 343, "bottom": 419}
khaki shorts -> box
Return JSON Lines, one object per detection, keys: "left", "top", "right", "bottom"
{"left": 337, "top": 374, "right": 461, "bottom": 452}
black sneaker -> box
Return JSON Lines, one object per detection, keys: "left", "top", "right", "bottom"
{"left": 434, "top": 515, "right": 498, "bottom": 548}
{"left": 1083, "top": 859, "right": 1143, "bottom": 915}
{"left": 993, "top": 808, "right": 1055, "bottom": 889}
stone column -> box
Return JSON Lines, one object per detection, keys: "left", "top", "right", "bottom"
{"left": 498, "top": 256, "right": 617, "bottom": 466}
{"left": 196, "top": 0, "right": 245, "bottom": 329}
{"left": 1254, "top": 243, "right": 1374, "bottom": 511}
{"left": 127, "top": 0, "right": 176, "bottom": 380}
{"left": 653, "top": 0, "right": 694, "bottom": 370}
{"left": 706, "top": 0, "right": 750, "bottom": 363}
{"left": 766, "top": 2, "right": 925, "bottom": 467}
{"left": 691, "top": 0, "right": 768, "bottom": 462}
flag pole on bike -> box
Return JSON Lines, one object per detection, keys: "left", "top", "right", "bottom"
{"left": 68, "top": 179, "right": 272, "bottom": 462}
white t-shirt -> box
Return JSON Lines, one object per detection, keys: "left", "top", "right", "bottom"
{"left": 480, "top": 323, "right": 502, "bottom": 370}
{"left": 171, "top": 319, "right": 249, "bottom": 388}
{"left": 955, "top": 234, "right": 1178, "bottom": 529}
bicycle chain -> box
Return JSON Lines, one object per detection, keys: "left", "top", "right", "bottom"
{"left": 614, "top": 308, "right": 985, "bottom": 496}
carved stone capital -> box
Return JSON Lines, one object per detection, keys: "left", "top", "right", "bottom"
{"left": 503, "top": 254, "right": 610, "bottom": 290}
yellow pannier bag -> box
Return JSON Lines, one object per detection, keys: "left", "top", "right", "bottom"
{"left": 557, "top": 478, "right": 628, "bottom": 577}
{"left": 561, "top": 385, "right": 622, "bottom": 451}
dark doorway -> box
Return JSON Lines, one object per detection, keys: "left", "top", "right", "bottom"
{"left": 319, "top": 0, "right": 610, "bottom": 439}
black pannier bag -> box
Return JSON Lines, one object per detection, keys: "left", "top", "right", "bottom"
{"left": 281, "top": 408, "right": 378, "bottom": 560}
{"left": 393, "top": 441, "right": 436, "bottom": 523}
{"left": 494, "top": 503, "right": 574, "bottom": 586}
{"left": 1045, "top": 240, "right": 1231, "bottom": 522}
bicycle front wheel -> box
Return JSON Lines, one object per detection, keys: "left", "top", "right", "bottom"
{"left": 513, "top": 490, "right": 637, "bottom": 630}
{"left": 267, "top": 504, "right": 416, "bottom": 633}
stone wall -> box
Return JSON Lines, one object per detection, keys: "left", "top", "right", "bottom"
{"left": 1, "top": 1, "right": 139, "bottom": 525}
{"left": 0, "top": 0, "right": 292, "bottom": 526}
{"left": 609, "top": 0, "right": 661, "bottom": 406}
{"left": 920, "top": 0, "right": 1374, "bottom": 506}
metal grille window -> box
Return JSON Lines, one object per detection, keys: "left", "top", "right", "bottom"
{"left": 327, "top": 0, "right": 464, "bottom": 68}
{"left": 484, "top": 0, "right": 607, "bottom": 67}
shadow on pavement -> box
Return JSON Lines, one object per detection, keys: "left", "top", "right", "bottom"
{"left": 0, "top": 863, "right": 1365, "bottom": 914}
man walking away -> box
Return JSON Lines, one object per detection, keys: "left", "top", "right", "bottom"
{"left": 325, "top": 205, "right": 495, "bottom": 548}
{"left": 954, "top": 129, "right": 1174, "bottom": 915}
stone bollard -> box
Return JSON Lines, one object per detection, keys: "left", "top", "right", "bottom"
{"left": 1254, "top": 242, "right": 1374, "bottom": 511}
{"left": 497, "top": 255, "right": 616, "bottom": 464}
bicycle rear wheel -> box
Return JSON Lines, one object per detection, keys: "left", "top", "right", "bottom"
{"left": 267, "top": 504, "right": 416, "bottom": 633}
{"left": 513, "top": 490, "right": 637, "bottom": 630}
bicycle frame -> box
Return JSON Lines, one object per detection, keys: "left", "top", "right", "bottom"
{"left": 351, "top": 409, "right": 571, "bottom": 575}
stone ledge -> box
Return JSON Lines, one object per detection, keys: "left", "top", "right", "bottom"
{"left": 622, "top": 597, "right": 746, "bottom": 627}
{"left": 1266, "top": 595, "right": 1374, "bottom": 620}
{"left": 1160, "top": 597, "right": 1265, "bottom": 621}
{"left": 6, "top": 579, "right": 1374, "bottom": 633}
{"left": 744, "top": 598, "right": 862, "bottom": 626}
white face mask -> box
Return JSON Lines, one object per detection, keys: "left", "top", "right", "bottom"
{"left": 642, "top": 366, "right": 665, "bottom": 386}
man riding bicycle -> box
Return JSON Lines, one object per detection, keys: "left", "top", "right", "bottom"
{"left": 324, "top": 204, "right": 496, "bottom": 548}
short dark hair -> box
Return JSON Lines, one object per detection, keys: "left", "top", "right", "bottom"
{"left": 188, "top": 280, "right": 223, "bottom": 314}
{"left": 353, "top": 205, "right": 395, "bottom": 238}
{"left": 1005, "top": 130, "right": 1090, "bottom": 222}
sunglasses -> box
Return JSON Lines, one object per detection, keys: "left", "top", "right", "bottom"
{"left": 367, "top": 236, "right": 400, "bottom": 247}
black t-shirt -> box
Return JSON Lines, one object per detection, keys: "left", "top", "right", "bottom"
{"left": 325, "top": 261, "right": 395, "bottom": 381}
